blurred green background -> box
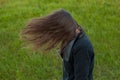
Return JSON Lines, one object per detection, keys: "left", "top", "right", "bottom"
{"left": 0, "top": 0, "right": 120, "bottom": 80}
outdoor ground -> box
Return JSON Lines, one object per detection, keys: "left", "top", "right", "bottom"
{"left": 0, "top": 0, "right": 120, "bottom": 80}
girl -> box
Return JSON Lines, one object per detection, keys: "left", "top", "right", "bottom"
{"left": 20, "top": 9, "right": 94, "bottom": 80}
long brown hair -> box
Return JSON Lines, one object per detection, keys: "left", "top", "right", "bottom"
{"left": 20, "top": 9, "right": 80, "bottom": 54}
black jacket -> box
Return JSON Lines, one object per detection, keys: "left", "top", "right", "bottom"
{"left": 61, "top": 33, "right": 94, "bottom": 80}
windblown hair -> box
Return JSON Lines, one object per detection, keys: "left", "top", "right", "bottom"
{"left": 20, "top": 9, "right": 80, "bottom": 53}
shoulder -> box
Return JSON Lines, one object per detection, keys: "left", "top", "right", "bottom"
{"left": 72, "top": 35, "right": 94, "bottom": 55}
{"left": 73, "top": 35, "right": 93, "bottom": 49}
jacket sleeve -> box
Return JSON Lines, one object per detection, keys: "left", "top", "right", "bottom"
{"left": 73, "top": 46, "right": 90, "bottom": 80}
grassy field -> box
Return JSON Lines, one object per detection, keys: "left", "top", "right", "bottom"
{"left": 0, "top": 0, "right": 120, "bottom": 80}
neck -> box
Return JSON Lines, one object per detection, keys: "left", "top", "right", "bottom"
{"left": 75, "top": 28, "right": 80, "bottom": 36}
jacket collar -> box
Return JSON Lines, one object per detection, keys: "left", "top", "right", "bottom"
{"left": 63, "top": 31, "right": 84, "bottom": 61}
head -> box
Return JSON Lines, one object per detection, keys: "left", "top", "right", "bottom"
{"left": 20, "top": 9, "right": 81, "bottom": 53}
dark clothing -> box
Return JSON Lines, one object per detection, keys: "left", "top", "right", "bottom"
{"left": 61, "top": 32, "right": 94, "bottom": 80}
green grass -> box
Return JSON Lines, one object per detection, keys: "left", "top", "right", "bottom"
{"left": 0, "top": 0, "right": 120, "bottom": 80}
